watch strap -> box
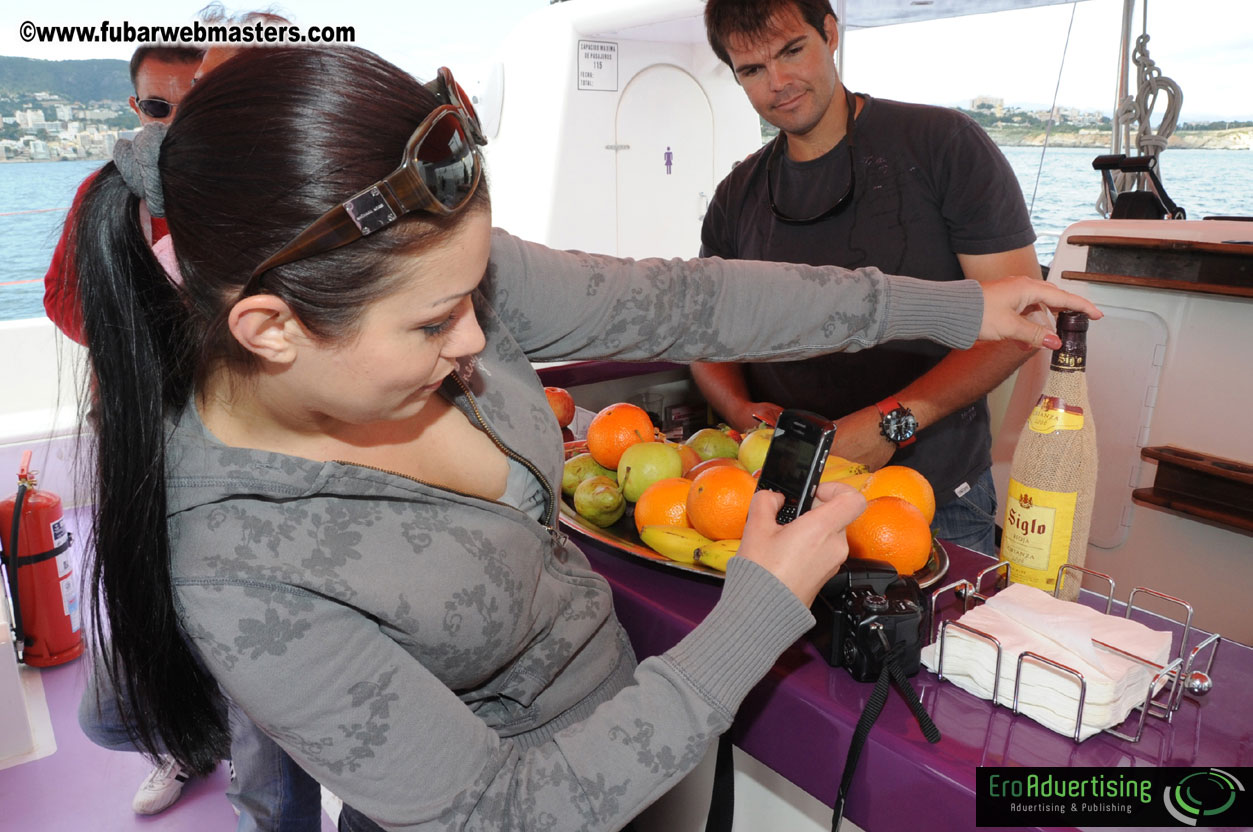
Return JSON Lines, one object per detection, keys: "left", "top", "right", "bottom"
{"left": 875, "top": 396, "right": 902, "bottom": 419}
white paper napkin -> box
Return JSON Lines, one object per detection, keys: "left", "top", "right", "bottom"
{"left": 920, "top": 583, "right": 1172, "bottom": 740}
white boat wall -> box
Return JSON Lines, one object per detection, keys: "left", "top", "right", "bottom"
{"left": 0, "top": 320, "right": 88, "bottom": 509}
{"left": 477, "top": 0, "right": 760, "bottom": 261}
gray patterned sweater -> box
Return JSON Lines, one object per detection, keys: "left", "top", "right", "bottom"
{"left": 170, "top": 230, "right": 983, "bottom": 831}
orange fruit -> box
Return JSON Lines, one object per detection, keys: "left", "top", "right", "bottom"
{"left": 586, "top": 403, "right": 656, "bottom": 469}
{"left": 845, "top": 496, "right": 933, "bottom": 575}
{"left": 633, "top": 477, "right": 694, "bottom": 534}
{"left": 687, "top": 457, "right": 748, "bottom": 479}
{"left": 667, "top": 441, "right": 703, "bottom": 477}
{"left": 687, "top": 466, "right": 757, "bottom": 541}
{"left": 861, "top": 465, "right": 936, "bottom": 525}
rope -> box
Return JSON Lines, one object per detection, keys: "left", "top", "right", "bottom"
{"left": 0, "top": 206, "right": 69, "bottom": 217}
{"left": 1097, "top": 8, "right": 1184, "bottom": 216}
{"left": 1028, "top": 1, "right": 1080, "bottom": 220}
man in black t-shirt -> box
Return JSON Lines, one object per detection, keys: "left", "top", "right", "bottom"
{"left": 695, "top": 0, "right": 1043, "bottom": 554}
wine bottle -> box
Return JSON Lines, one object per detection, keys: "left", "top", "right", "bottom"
{"left": 1001, "top": 311, "right": 1097, "bottom": 601}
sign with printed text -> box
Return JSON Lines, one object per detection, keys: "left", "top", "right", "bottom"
{"left": 578, "top": 40, "right": 618, "bottom": 91}
{"left": 977, "top": 767, "right": 1253, "bottom": 827}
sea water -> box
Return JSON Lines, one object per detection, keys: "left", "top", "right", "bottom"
{"left": 1, "top": 148, "right": 1251, "bottom": 323}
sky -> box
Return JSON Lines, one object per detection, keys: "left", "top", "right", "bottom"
{"left": 4, "top": 0, "right": 1250, "bottom": 121}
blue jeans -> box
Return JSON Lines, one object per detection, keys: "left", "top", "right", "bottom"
{"left": 78, "top": 650, "right": 322, "bottom": 832}
{"left": 931, "top": 467, "right": 998, "bottom": 556}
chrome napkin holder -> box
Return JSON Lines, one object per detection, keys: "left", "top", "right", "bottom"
{"left": 926, "top": 563, "right": 1220, "bottom": 743}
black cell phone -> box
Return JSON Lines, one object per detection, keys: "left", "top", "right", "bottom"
{"left": 755, "top": 409, "right": 837, "bottom": 525}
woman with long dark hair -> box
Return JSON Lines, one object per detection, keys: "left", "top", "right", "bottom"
{"left": 73, "top": 46, "right": 1098, "bottom": 831}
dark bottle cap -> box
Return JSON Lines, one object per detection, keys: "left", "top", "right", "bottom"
{"left": 1051, "top": 311, "right": 1088, "bottom": 372}
{"left": 1057, "top": 310, "right": 1089, "bottom": 333}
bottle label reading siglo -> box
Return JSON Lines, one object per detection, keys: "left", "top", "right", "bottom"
{"left": 1050, "top": 351, "right": 1085, "bottom": 372}
{"left": 1002, "top": 479, "right": 1077, "bottom": 591}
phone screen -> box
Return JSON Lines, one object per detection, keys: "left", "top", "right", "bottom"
{"left": 760, "top": 432, "right": 820, "bottom": 486}
{"left": 756, "top": 410, "right": 836, "bottom": 524}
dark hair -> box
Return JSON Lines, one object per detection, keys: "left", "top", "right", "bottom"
{"left": 128, "top": 46, "right": 204, "bottom": 89}
{"left": 704, "top": 0, "right": 836, "bottom": 69}
{"left": 72, "top": 46, "right": 490, "bottom": 774}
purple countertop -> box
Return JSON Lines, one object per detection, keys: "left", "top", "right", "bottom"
{"left": 578, "top": 538, "right": 1253, "bottom": 832}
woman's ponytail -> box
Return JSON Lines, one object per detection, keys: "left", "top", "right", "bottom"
{"left": 73, "top": 163, "right": 226, "bottom": 774}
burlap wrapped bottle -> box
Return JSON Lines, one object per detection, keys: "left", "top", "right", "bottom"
{"left": 1001, "top": 312, "right": 1097, "bottom": 601}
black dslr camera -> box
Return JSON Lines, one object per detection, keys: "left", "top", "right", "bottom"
{"left": 810, "top": 558, "right": 928, "bottom": 682}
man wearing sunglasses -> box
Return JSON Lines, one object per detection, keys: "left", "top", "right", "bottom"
{"left": 692, "top": 0, "right": 1043, "bottom": 556}
{"left": 129, "top": 44, "right": 201, "bottom": 124}
{"left": 43, "top": 45, "right": 201, "bottom": 343}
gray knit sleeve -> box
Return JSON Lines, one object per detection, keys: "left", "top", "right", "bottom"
{"left": 483, "top": 228, "right": 982, "bottom": 363}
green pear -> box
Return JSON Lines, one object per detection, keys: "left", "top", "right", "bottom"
{"left": 573, "top": 476, "right": 626, "bottom": 528}
{"left": 562, "top": 453, "right": 617, "bottom": 499}
{"left": 684, "top": 428, "right": 740, "bottom": 461}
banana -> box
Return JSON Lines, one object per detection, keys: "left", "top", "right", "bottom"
{"left": 821, "top": 455, "right": 870, "bottom": 483}
{"left": 835, "top": 471, "right": 872, "bottom": 491}
{"left": 694, "top": 538, "right": 741, "bottom": 572}
{"left": 639, "top": 526, "right": 712, "bottom": 564}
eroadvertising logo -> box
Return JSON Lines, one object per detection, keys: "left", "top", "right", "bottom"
{"left": 976, "top": 767, "right": 1252, "bottom": 827}
{"left": 1162, "top": 768, "right": 1246, "bottom": 826}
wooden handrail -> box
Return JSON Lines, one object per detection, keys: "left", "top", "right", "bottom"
{"left": 1067, "top": 235, "right": 1253, "bottom": 257}
{"left": 1059, "top": 270, "right": 1253, "bottom": 299}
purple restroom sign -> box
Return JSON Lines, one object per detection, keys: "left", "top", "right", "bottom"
{"left": 664, "top": 146, "right": 673, "bottom": 175}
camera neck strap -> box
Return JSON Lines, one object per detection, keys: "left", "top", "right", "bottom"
{"left": 832, "top": 645, "right": 941, "bottom": 831}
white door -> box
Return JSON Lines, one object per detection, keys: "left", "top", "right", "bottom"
{"left": 615, "top": 65, "right": 714, "bottom": 260}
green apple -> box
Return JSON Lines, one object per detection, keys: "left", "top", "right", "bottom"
{"left": 737, "top": 427, "right": 774, "bottom": 474}
{"left": 617, "top": 441, "right": 683, "bottom": 503}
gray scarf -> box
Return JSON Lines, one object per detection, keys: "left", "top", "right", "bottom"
{"left": 113, "top": 122, "right": 168, "bottom": 217}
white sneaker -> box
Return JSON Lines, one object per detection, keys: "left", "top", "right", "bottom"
{"left": 228, "top": 760, "right": 240, "bottom": 817}
{"left": 132, "top": 756, "right": 190, "bottom": 815}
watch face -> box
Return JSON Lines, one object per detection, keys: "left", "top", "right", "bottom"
{"left": 881, "top": 408, "right": 918, "bottom": 442}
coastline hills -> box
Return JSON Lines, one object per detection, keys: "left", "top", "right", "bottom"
{"left": 982, "top": 125, "right": 1253, "bottom": 151}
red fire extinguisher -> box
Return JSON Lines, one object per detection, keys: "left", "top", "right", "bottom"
{"left": 0, "top": 450, "right": 84, "bottom": 667}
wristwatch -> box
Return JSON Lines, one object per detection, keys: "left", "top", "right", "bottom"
{"left": 875, "top": 396, "right": 918, "bottom": 447}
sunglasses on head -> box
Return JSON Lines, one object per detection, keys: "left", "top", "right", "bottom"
{"left": 249, "top": 67, "right": 487, "bottom": 281}
{"left": 136, "top": 98, "right": 175, "bottom": 119}
{"left": 767, "top": 87, "right": 858, "bottom": 225}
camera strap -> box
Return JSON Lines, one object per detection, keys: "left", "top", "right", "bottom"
{"left": 831, "top": 647, "right": 941, "bottom": 831}
{"left": 703, "top": 732, "right": 735, "bottom": 832}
